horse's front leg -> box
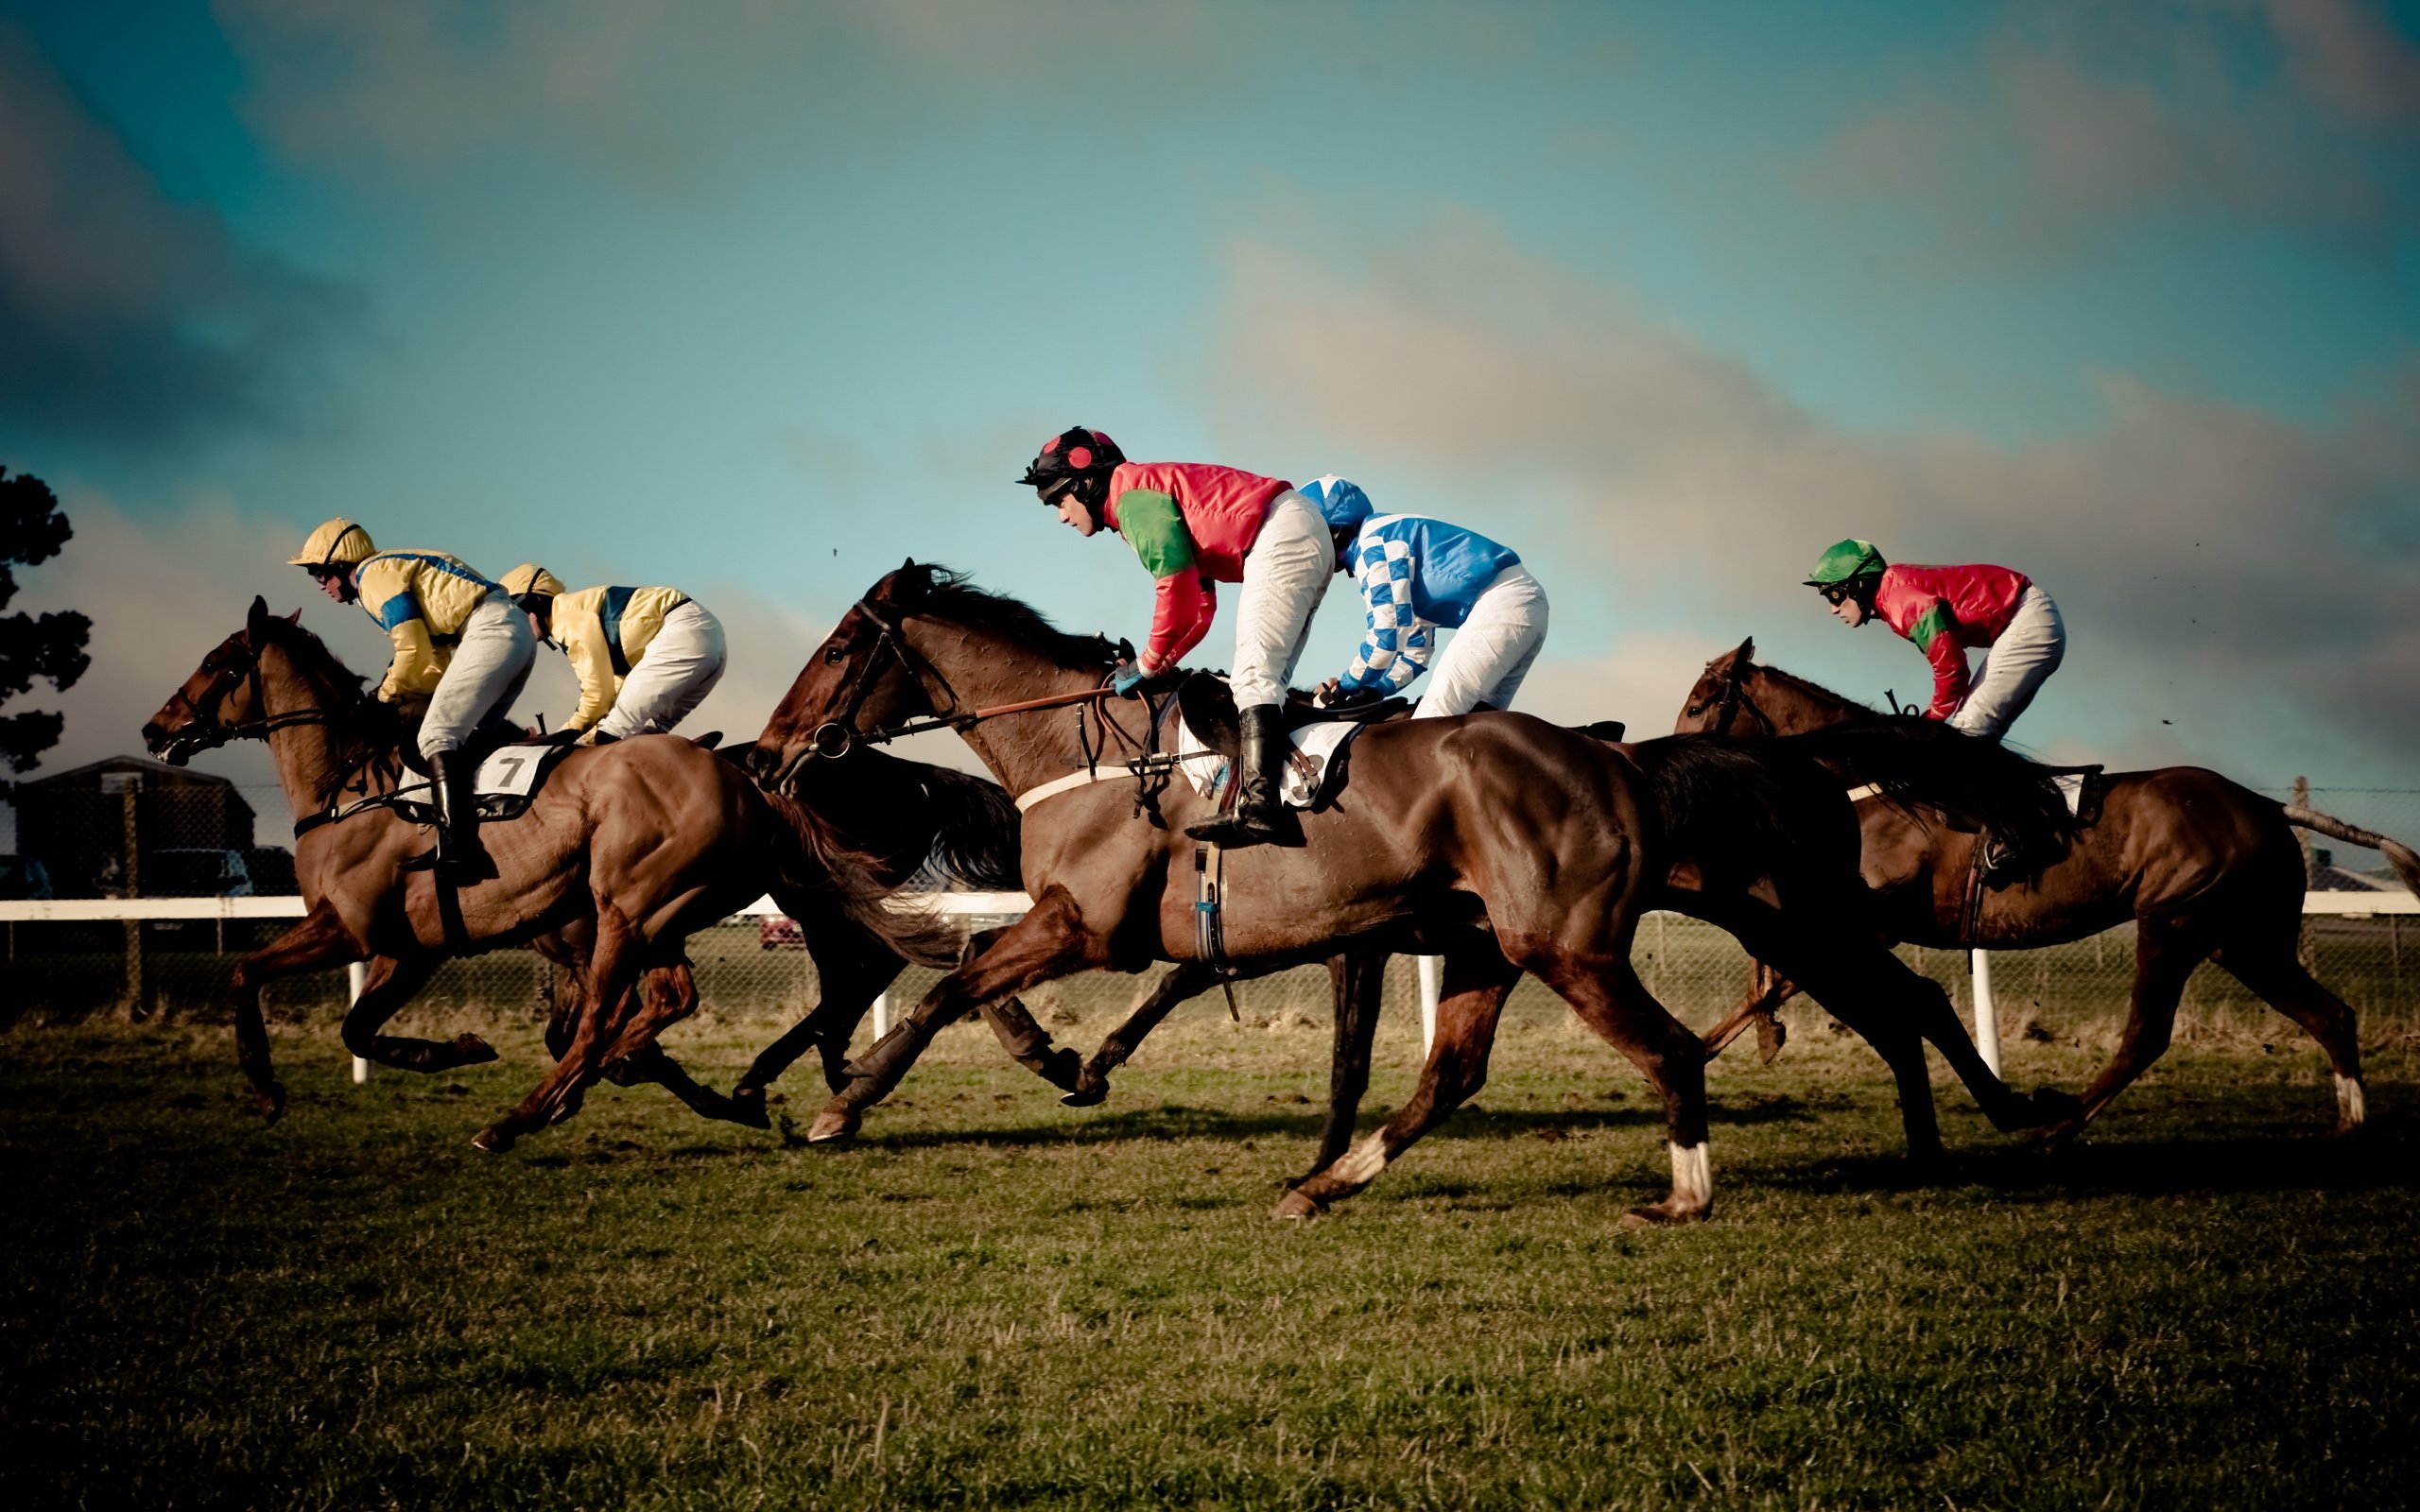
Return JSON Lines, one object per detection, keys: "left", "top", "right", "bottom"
{"left": 1299, "top": 948, "right": 1388, "bottom": 1181}
{"left": 338, "top": 952, "right": 483, "bottom": 1073}
{"left": 1063, "top": 960, "right": 1230, "bottom": 1108}
{"left": 596, "top": 964, "right": 768, "bottom": 1128}
{"left": 223, "top": 901, "right": 357, "bottom": 1121}
{"left": 475, "top": 901, "right": 645, "bottom": 1152}
{"left": 808, "top": 887, "right": 1107, "bottom": 1143}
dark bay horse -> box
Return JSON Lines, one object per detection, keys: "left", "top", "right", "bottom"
{"left": 750, "top": 565, "right": 2074, "bottom": 1220}
{"left": 1676, "top": 639, "right": 2420, "bottom": 1137}
{"left": 140, "top": 599, "right": 953, "bottom": 1152}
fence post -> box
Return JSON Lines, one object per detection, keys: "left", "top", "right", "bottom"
{"left": 2291, "top": 776, "right": 2316, "bottom": 971}
{"left": 119, "top": 784, "right": 146, "bottom": 1020}
{"left": 1417, "top": 955, "right": 1442, "bottom": 1055}
{"left": 872, "top": 991, "right": 890, "bottom": 1040}
{"left": 1969, "top": 949, "right": 2002, "bottom": 1076}
{"left": 349, "top": 960, "right": 371, "bottom": 1083}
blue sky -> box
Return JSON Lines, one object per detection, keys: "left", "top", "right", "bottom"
{"left": 3, "top": 0, "right": 2415, "bottom": 810}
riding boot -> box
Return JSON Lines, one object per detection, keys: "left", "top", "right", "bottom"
{"left": 1184, "top": 704, "right": 1299, "bottom": 847}
{"left": 430, "top": 747, "right": 493, "bottom": 880}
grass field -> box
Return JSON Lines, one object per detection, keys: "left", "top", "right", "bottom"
{"left": 4, "top": 971, "right": 2418, "bottom": 1511}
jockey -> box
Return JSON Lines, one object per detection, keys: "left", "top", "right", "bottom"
{"left": 499, "top": 565, "right": 727, "bottom": 744}
{"left": 1299, "top": 476, "right": 1549, "bottom": 719}
{"left": 289, "top": 517, "right": 535, "bottom": 875}
{"left": 1019, "top": 425, "right": 1332, "bottom": 848}
{"left": 1805, "top": 539, "right": 2066, "bottom": 739}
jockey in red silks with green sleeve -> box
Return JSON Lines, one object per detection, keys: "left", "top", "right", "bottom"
{"left": 1020, "top": 426, "right": 1333, "bottom": 848}
{"left": 1805, "top": 539, "right": 2066, "bottom": 740}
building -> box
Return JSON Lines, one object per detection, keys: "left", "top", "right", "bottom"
{"left": 11, "top": 756, "right": 256, "bottom": 899}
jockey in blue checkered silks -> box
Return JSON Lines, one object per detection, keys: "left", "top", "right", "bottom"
{"left": 1298, "top": 476, "right": 1550, "bottom": 719}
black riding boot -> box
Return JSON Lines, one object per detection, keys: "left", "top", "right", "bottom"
{"left": 1185, "top": 704, "right": 1298, "bottom": 847}
{"left": 430, "top": 747, "right": 492, "bottom": 879}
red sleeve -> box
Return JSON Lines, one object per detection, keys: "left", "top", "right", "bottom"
{"left": 1143, "top": 575, "right": 1217, "bottom": 671}
{"left": 1910, "top": 599, "right": 1971, "bottom": 718}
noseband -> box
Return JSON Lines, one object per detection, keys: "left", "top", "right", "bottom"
{"left": 154, "top": 632, "right": 340, "bottom": 761}
{"left": 806, "top": 598, "right": 967, "bottom": 761}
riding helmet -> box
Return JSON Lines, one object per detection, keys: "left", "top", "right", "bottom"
{"left": 1804, "top": 538, "right": 1887, "bottom": 586}
{"left": 498, "top": 563, "right": 567, "bottom": 605}
{"left": 1018, "top": 426, "right": 1125, "bottom": 515}
{"left": 289, "top": 517, "right": 376, "bottom": 568}
{"left": 1299, "top": 475, "right": 1374, "bottom": 533}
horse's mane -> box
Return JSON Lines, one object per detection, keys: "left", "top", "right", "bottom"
{"left": 903, "top": 564, "right": 1120, "bottom": 671}
{"left": 1748, "top": 659, "right": 1882, "bottom": 721}
{"left": 256, "top": 613, "right": 373, "bottom": 704}
{"left": 251, "top": 612, "right": 403, "bottom": 805}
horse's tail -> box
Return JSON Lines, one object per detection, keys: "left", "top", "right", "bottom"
{"left": 1781, "top": 717, "right": 2074, "bottom": 859}
{"left": 757, "top": 787, "right": 966, "bottom": 968}
{"left": 918, "top": 765, "right": 1025, "bottom": 892}
{"left": 1624, "top": 735, "right": 1826, "bottom": 887}
{"left": 2283, "top": 805, "right": 2420, "bottom": 897}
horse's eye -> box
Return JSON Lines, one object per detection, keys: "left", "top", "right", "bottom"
{"left": 823, "top": 644, "right": 846, "bottom": 664}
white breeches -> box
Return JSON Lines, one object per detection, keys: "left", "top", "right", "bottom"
{"left": 1948, "top": 585, "right": 2065, "bottom": 739}
{"left": 420, "top": 593, "right": 536, "bottom": 758}
{"left": 596, "top": 601, "right": 729, "bottom": 739}
{"left": 1413, "top": 564, "right": 1550, "bottom": 718}
{"left": 1229, "top": 490, "right": 1333, "bottom": 709}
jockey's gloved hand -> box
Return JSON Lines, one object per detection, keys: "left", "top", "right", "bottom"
{"left": 1113, "top": 661, "right": 1181, "bottom": 698}
{"left": 1321, "top": 682, "right": 1380, "bottom": 710}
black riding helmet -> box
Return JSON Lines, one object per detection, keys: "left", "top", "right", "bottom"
{"left": 1018, "top": 425, "right": 1125, "bottom": 523}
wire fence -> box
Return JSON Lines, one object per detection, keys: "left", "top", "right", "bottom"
{"left": 3, "top": 780, "right": 2414, "bottom": 1052}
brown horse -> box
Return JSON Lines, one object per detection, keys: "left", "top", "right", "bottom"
{"left": 139, "top": 598, "right": 946, "bottom": 1152}
{"left": 750, "top": 565, "right": 2075, "bottom": 1219}
{"left": 1676, "top": 639, "right": 2420, "bottom": 1137}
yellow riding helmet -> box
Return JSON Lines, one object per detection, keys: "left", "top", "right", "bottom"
{"left": 498, "top": 563, "right": 567, "bottom": 599}
{"left": 289, "top": 517, "right": 375, "bottom": 567}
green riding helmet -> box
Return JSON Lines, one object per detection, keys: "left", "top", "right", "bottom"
{"left": 1805, "top": 539, "right": 1887, "bottom": 587}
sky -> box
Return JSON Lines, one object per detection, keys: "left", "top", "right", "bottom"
{"left": 2, "top": 0, "right": 2416, "bottom": 833}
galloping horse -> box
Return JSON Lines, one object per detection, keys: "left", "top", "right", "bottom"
{"left": 1676, "top": 639, "right": 2420, "bottom": 1136}
{"left": 750, "top": 565, "right": 2073, "bottom": 1220}
{"left": 140, "top": 599, "right": 945, "bottom": 1152}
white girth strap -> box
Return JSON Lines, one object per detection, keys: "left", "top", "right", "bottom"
{"left": 1014, "top": 767, "right": 1118, "bottom": 813}
{"left": 1843, "top": 783, "right": 1880, "bottom": 803}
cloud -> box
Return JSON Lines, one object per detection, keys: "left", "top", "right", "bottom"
{"left": 0, "top": 25, "right": 355, "bottom": 447}
{"left": 1201, "top": 218, "right": 2420, "bottom": 772}
{"left": 1802, "top": 1, "right": 2416, "bottom": 258}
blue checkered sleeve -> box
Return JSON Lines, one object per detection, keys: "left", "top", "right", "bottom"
{"left": 1338, "top": 539, "right": 1433, "bottom": 693}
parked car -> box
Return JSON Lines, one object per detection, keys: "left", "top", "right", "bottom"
{"left": 0, "top": 854, "right": 55, "bottom": 901}
{"left": 759, "top": 915, "right": 804, "bottom": 950}
{"left": 243, "top": 846, "right": 299, "bottom": 895}
{"left": 146, "top": 848, "right": 254, "bottom": 898}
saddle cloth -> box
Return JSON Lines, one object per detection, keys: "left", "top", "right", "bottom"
{"left": 1176, "top": 717, "right": 1357, "bottom": 810}
{"left": 389, "top": 743, "right": 574, "bottom": 825}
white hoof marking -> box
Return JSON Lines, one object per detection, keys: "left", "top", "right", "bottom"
{"left": 1334, "top": 1132, "right": 1389, "bottom": 1187}
{"left": 2337, "top": 1074, "right": 2367, "bottom": 1127}
{"left": 1669, "top": 1140, "right": 1712, "bottom": 1211}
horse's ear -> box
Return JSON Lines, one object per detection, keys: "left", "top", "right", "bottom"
{"left": 893, "top": 567, "right": 929, "bottom": 607}
{"left": 248, "top": 595, "right": 271, "bottom": 635}
{"left": 901, "top": 557, "right": 916, "bottom": 572}
{"left": 1733, "top": 635, "right": 1755, "bottom": 665}
{"left": 285, "top": 608, "right": 302, "bottom": 625}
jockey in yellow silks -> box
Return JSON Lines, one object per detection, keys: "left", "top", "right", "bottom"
{"left": 498, "top": 565, "right": 728, "bottom": 742}
{"left": 290, "top": 517, "right": 535, "bottom": 876}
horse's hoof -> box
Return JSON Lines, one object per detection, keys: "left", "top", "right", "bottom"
{"left": 471, "top": 1124, "right": 516, "bottom": 1153}
{"left": 2028, "top": 1087, "right": 2083, "bottom": 1125}
{"left": 1617, "top": 1200, "right": 1709, "bottom": 1228}
{"left": 1060, "top": 1076, "right": 1108, "bottom": 1108}
{"left": 2017, "top": 1118, "right": 2082, "bottom": 1149}
{"left": 251, "top": 1084, "right": 287, "bottom": 1124}
{"left": 727, "top": 1096, "right": 772, "bottom": 1130}
{"left": 452, "top": 1033, "right": 499, "bottom": 1066}
{"left": 1271, "top": 1189, "right": 1322, "bottom": 1221}
{"left": 1039, "top": 1048, "right": 1083, "bottom": 1093}
{"left": 806, "top": 1105, "right": 860, "bottom": 1143}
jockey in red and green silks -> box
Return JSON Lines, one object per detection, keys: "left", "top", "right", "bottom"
{"left": 1806, "top": 538, "right": 2066, "bottom": 740}
{"left": 1020, "top": 426, "right": 1332, "bottom": 849}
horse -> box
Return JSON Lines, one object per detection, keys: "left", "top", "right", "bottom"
{"left": 139, "top": 597, "right": 955, "bottom": 1152}
{"left": 1675, "top": 638, "right": 2420, "bottom": 1137}
{"left": 748, "top": 563, "right": 2075, "bottom": 1220}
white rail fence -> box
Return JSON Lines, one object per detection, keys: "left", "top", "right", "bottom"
{"left": 5, "top": 890, "right": 2411, "bottom": 1082}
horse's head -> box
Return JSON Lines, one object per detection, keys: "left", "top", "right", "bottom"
{"left": 142, "top": 597, "right": 294, "bottom": 765}
{"left": 1673, "top": 636, "right": 1761, "bottom": 735}
{"left": 747, "top": 561, "right": 945, "bottom": 790}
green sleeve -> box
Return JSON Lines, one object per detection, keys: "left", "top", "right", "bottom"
{"left": 1114, "top": 490, "right": 1198, "bottom": 579}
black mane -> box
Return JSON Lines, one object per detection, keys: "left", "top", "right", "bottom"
{"left": 1750, "top": 659, "right": 1881, "bottom": 721}
{"left": 902, "top": 564, "right": 1120, "bottom": 670}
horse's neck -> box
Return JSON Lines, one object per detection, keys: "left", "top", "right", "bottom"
{"left": 1755, "top": 672, "right": 1858, "bottom": 735}
{"left": 256, "top": 647, "right": 378, "bottom": 818}
{"left": 907, "top": 622, "right": 1129, "bottom": 797}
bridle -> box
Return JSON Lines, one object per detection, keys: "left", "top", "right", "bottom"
{"left": 1703, "top": 660, "right": 1776, "bottom": 738}
{"left": 776, "top": 597, "right": 1118, "bottom": 782}
{"left": 153, "top": 630, "right": 343, "bottom": 762}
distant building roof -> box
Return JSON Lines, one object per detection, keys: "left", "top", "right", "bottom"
{"left": 2311, "top": 861, "right": 2401, "bottom": 893}
{"left": 18, "top": 754, "right": 235, "bottom": 791}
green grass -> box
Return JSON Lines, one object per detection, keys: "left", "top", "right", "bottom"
{"left": 4, "top": 982, "right": 2418, "bottom": 1510}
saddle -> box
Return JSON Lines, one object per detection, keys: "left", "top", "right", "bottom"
{"left": 393, "top": 715, "right": 548, "bottom": 779}
{"left": 1174, "top": 673, "right": 1409, "bottom": 762}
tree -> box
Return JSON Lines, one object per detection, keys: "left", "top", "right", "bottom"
{"left": 0, "top": 467, "right": 92, "bottom": 777}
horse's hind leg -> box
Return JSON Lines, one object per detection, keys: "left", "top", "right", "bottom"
{"left": 1065, "top": 960, "right": 1226, "bottom": 1108}
{"left": 475, "top": 901, "right": 647, "bottom": 1153}
{"left": 1301, "top": 949, "right": 1387, "bottom": 1180}
{"left": 1703, "top": 959, "right": 1796, "bottom": 1063}
{"left": 598, "top": 965, "right": 769, "bottom": 1128}
{"left": 1277, "top": 948, "right": 1518, "bottom": 1219}
{"left": 1535, "top": 953, "right": 1714, "bottom": 1227}
{"left": 224, "top": 901, "right": 357, "bottom": 1122}
{"left": 2048, "top": 918, "right": 2209, "bottom": 1139}
{"left": 339, "top": 953, "right": 490, "bottom": 1073}
{"left": 2210, "top": 936, "right": 2367, "bottom": 1134}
